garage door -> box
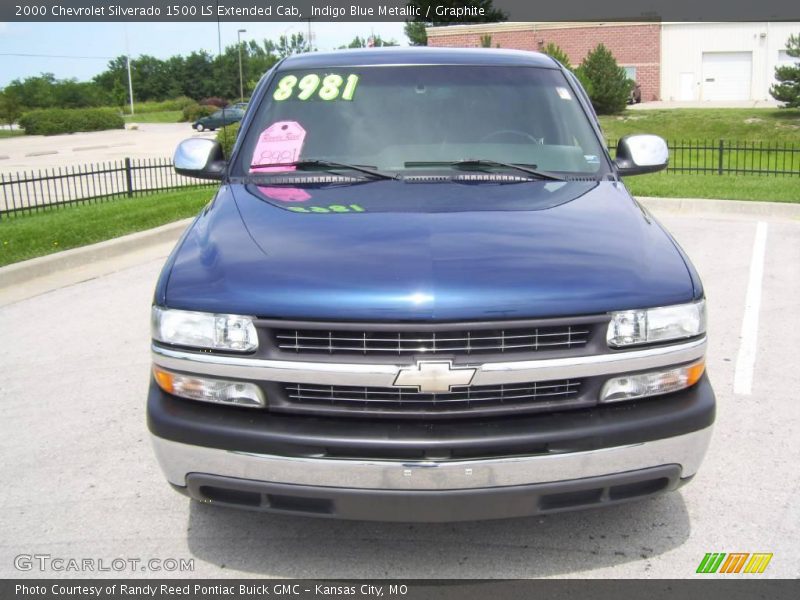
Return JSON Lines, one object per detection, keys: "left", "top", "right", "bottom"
{"left": 701, "top": 52, "right": 752, "bottom": 101}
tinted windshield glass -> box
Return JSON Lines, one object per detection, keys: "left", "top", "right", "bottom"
{"left": 234, "top": 65, "right": 607, "bottom": 176}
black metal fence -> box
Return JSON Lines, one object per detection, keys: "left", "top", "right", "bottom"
{"left": 1, "top": 140, "right": 798, "bottom": 219}
{"left": 607, "top": 139, "right": 800, "bottom": 176}
{"left": 0, "top": 157, "right": 214, "bottom": 219}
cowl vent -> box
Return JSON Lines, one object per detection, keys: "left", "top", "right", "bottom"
{"left": 251, "top": 174, "right": 362, "bottom": 184}
{"left": 454, "top": 173, "right": 531, "bottom": 183}
{"left": 401, "top": 175, "right": 452, "bottom": 183}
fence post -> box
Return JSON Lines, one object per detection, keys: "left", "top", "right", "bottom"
{"left": 124, "top": 158, "right": 133, "bottom": 197}
{"left": 718, "top": 139, "right": 724, "bottom": 175}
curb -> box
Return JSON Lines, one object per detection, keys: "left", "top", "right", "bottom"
{"left": 0, "top": 218, "right": 191, "bottom": 289}
{"left": 637, "top": 196, "right": 800, "bottom": 220}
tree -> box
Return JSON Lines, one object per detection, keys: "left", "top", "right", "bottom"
{"left": 2, "top": 74, "right": 57, "bottom": 109}
{"left": 577, "top": 44, "right": 632, "bottom": 115}
{"left": 405, "top": 22, "right": 428, "bottom": 46}
{"left": 0, "top": 89, "right": 23, "bottom": 126}
{"left": 541, "top": 43, "right": 572, "bottom": 70}
{"left": 181, "top": 51, "right": 215, "bottom": 100}
{"left": 404, "top": 1, "right": 507, "bottom": 46}
{"left": 51, "top": 78, "right": 109, "bottom": 108}
{"left": 93, "top": 56, "right": 128, "bottom": 100}
{"left": 276, "top": 33, "right": 312, "bottom": 58}
{"left": 771, "top": 34, "right": 800, "bottom": 108}
{"left": 2, "top": 74, "right": 110, "bottom": 111}
{"left": 338, "top": 35, "right": 399, "bottom": 49}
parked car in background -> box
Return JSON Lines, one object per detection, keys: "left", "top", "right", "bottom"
{"left": 192, "top": 108, "right": 245, "bottom": 132}
{"left": 230, "top": 102, "right": 249, "bottom": 111}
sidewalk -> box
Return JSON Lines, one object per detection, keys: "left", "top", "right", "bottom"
{"left": 630, "top": 100, "right": 781, "bottom": 110}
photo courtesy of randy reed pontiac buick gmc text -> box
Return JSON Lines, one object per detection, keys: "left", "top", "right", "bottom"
{"left": 147, "top": 47, "right": 714, "bottom": 521}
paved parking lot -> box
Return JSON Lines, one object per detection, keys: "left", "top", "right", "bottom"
{"left": 0, "top": 207, "right": 798, "bottom": 579}
{"left": 0, "top": 123, "right": 213, "bottom": 175}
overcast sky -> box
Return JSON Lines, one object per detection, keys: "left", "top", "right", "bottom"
{"left": 0, "top": 21, "right": 409, "bottom": 86}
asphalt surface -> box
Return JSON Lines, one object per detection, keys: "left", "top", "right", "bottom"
{"left": 0, "top": 123, "right": 213, "bottom": 175}
{"left": 0, "top": 208, "right": 798, "bottom": 579}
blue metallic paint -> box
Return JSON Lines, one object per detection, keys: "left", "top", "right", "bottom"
{"left": 156, "top": 48, "right": 699, "bottom": 321}
{"left": 158, "top": 181, "right": 697, "bottom": 321}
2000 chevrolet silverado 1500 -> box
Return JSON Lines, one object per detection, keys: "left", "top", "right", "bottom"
{"left": 147, "top": 48, "right": 714, "bottom": 521}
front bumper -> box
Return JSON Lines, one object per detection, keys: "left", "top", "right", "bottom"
{"left": 148, "top": 375, "right": 715, "bottom": 521}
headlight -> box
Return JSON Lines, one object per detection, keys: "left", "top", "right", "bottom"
{"left": 153, "top": 366, "right": 265, "bottom": 408}
{"left": 151, "top": 306, "right": 258, "bottom": 352}
{"left": 607, "top": 300, "right": 705, "bottom": 347}
{"left": 600, "top": 359, "right": 705, "bottom": 403}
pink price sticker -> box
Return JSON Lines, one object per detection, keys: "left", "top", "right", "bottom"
{"left": 250, "top": 121, "right": 306, "bottom": 172}
{"left": 257, "top": 187, "right": 312, "bottom": 202}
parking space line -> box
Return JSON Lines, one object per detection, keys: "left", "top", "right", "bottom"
{"left": 733, "top": 221, "right": 768, "bottom": 395}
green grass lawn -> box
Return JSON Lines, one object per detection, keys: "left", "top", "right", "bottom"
{"left": 123, "top": 110, "right": 183, "bottom": 124}
{"left": 0, "top": 187, "right": 213, "bottom": 267}
{"left": 0, "top": 129, "right": 25, "bottom": 138}
{"left": 625, "top": 173, "right": 799, "bottom": 203}
{"left": 599, "top": 108, "right": 800, "bottom": 143}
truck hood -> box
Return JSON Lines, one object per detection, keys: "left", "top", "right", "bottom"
{"left": 162, "top": 180, "right": 696, "bottom": 320}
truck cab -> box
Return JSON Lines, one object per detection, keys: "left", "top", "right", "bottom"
{"left": 147, "top": 48, "right": 714, "bottom": 521}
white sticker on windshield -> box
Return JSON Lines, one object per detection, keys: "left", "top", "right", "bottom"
{"left": 556, "top": 87, "right": 572, "bottom": 100}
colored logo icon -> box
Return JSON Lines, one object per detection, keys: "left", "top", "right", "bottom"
{"left": 696, "top": 553, "right": 773, "bottom": 574}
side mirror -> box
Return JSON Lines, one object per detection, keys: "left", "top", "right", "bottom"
{"left": 173, "top": 138, "right": 226, "bottom": 180}
{"left": 615, "top": 134, "right": 668, "bottom": 176}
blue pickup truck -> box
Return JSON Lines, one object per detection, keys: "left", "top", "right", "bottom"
{"left": 147, "top": 48, "right": 714, "bottom": 521}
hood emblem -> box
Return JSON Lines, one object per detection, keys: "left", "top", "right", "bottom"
{"left": 393, "top": 361, "right": 476, "bottom": 393}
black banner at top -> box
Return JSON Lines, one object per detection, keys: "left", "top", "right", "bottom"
{"left": 2, "top": 0, "right": 800, "bottom": 22}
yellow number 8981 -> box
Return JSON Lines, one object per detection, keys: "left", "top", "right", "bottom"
{"left": 273, "top": 73, "right": 359, "bottom": 102}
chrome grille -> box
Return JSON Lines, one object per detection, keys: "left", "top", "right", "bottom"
{"left": 281, "top": 379, "right": 582, "bottom": 415}
{"left": 273, "top": 325, "right": 591, "bottom": 356}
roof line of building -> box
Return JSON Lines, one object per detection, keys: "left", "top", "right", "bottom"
{"left": 425, "top": 22, "right": 662, "bottom": 37}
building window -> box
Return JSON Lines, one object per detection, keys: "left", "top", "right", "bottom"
{"left": 622, "top": 66, "right": 637, "bottom": 81}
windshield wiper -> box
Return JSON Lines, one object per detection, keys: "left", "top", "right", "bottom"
{"left": 249, "top": 159, "right": 397, "bottom": 180}
{"left": 406, "top": 159, "right": 564, "bottom": 181}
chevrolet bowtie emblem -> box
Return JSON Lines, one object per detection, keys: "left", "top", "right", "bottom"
{"left": 393, "top": 361, "right": 477, "bottom": 393}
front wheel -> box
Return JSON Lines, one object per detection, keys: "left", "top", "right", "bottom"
{"left": 194, "top": 123, "right": 205, "bottom": 132}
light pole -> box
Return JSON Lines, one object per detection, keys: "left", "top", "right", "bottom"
{"left": 126, "top": 55, "right": 134, "bottom": 115}
{"left": 237, "top": 29, "right": 247, "bottom": 103}
{"left": 124, "top": 24, "right": 134, "bottom": 115}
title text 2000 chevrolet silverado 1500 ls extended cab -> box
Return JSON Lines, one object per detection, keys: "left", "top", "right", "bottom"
{"left": 147, "top": 48, "right": 714, "bottom": 521}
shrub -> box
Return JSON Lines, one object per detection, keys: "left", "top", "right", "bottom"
{"left": 577, "top": 44, "right": 633, "bottom": 115}
{"left": 479, "top": 35, "right": 498, "bottom": 48}
{"left": 770, "top": 33, "right": 800, "bottom": 108}
{"left": 216, "top": 122, "right": 241, "bottom": 159}
{"left": 18, "top": 107, "right": 124, "bottom": 135}
{"left": 165, "top": 96, "right": 196, "bottom": 111}
{"left": 123, "top": 96, "right": 197, "bottom": 115}
{"left": 542, "top": 43, "right": 572, "bottom": 70}
{"left": 199, "top": 97, "right": 228, "bottom": 108}
{"left": 182, "top": 103, "right": 216, "bottom": 122}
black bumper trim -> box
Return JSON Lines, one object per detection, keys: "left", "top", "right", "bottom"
{"left": 183, "top": 465, "right": 684, "bottom": 522}
{"left": 147, "top": 374, "right": 715, "bottom": 460}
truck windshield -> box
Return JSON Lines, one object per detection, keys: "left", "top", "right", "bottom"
{"left": 233, "top": 65, "right": 608, "bottom": 177}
